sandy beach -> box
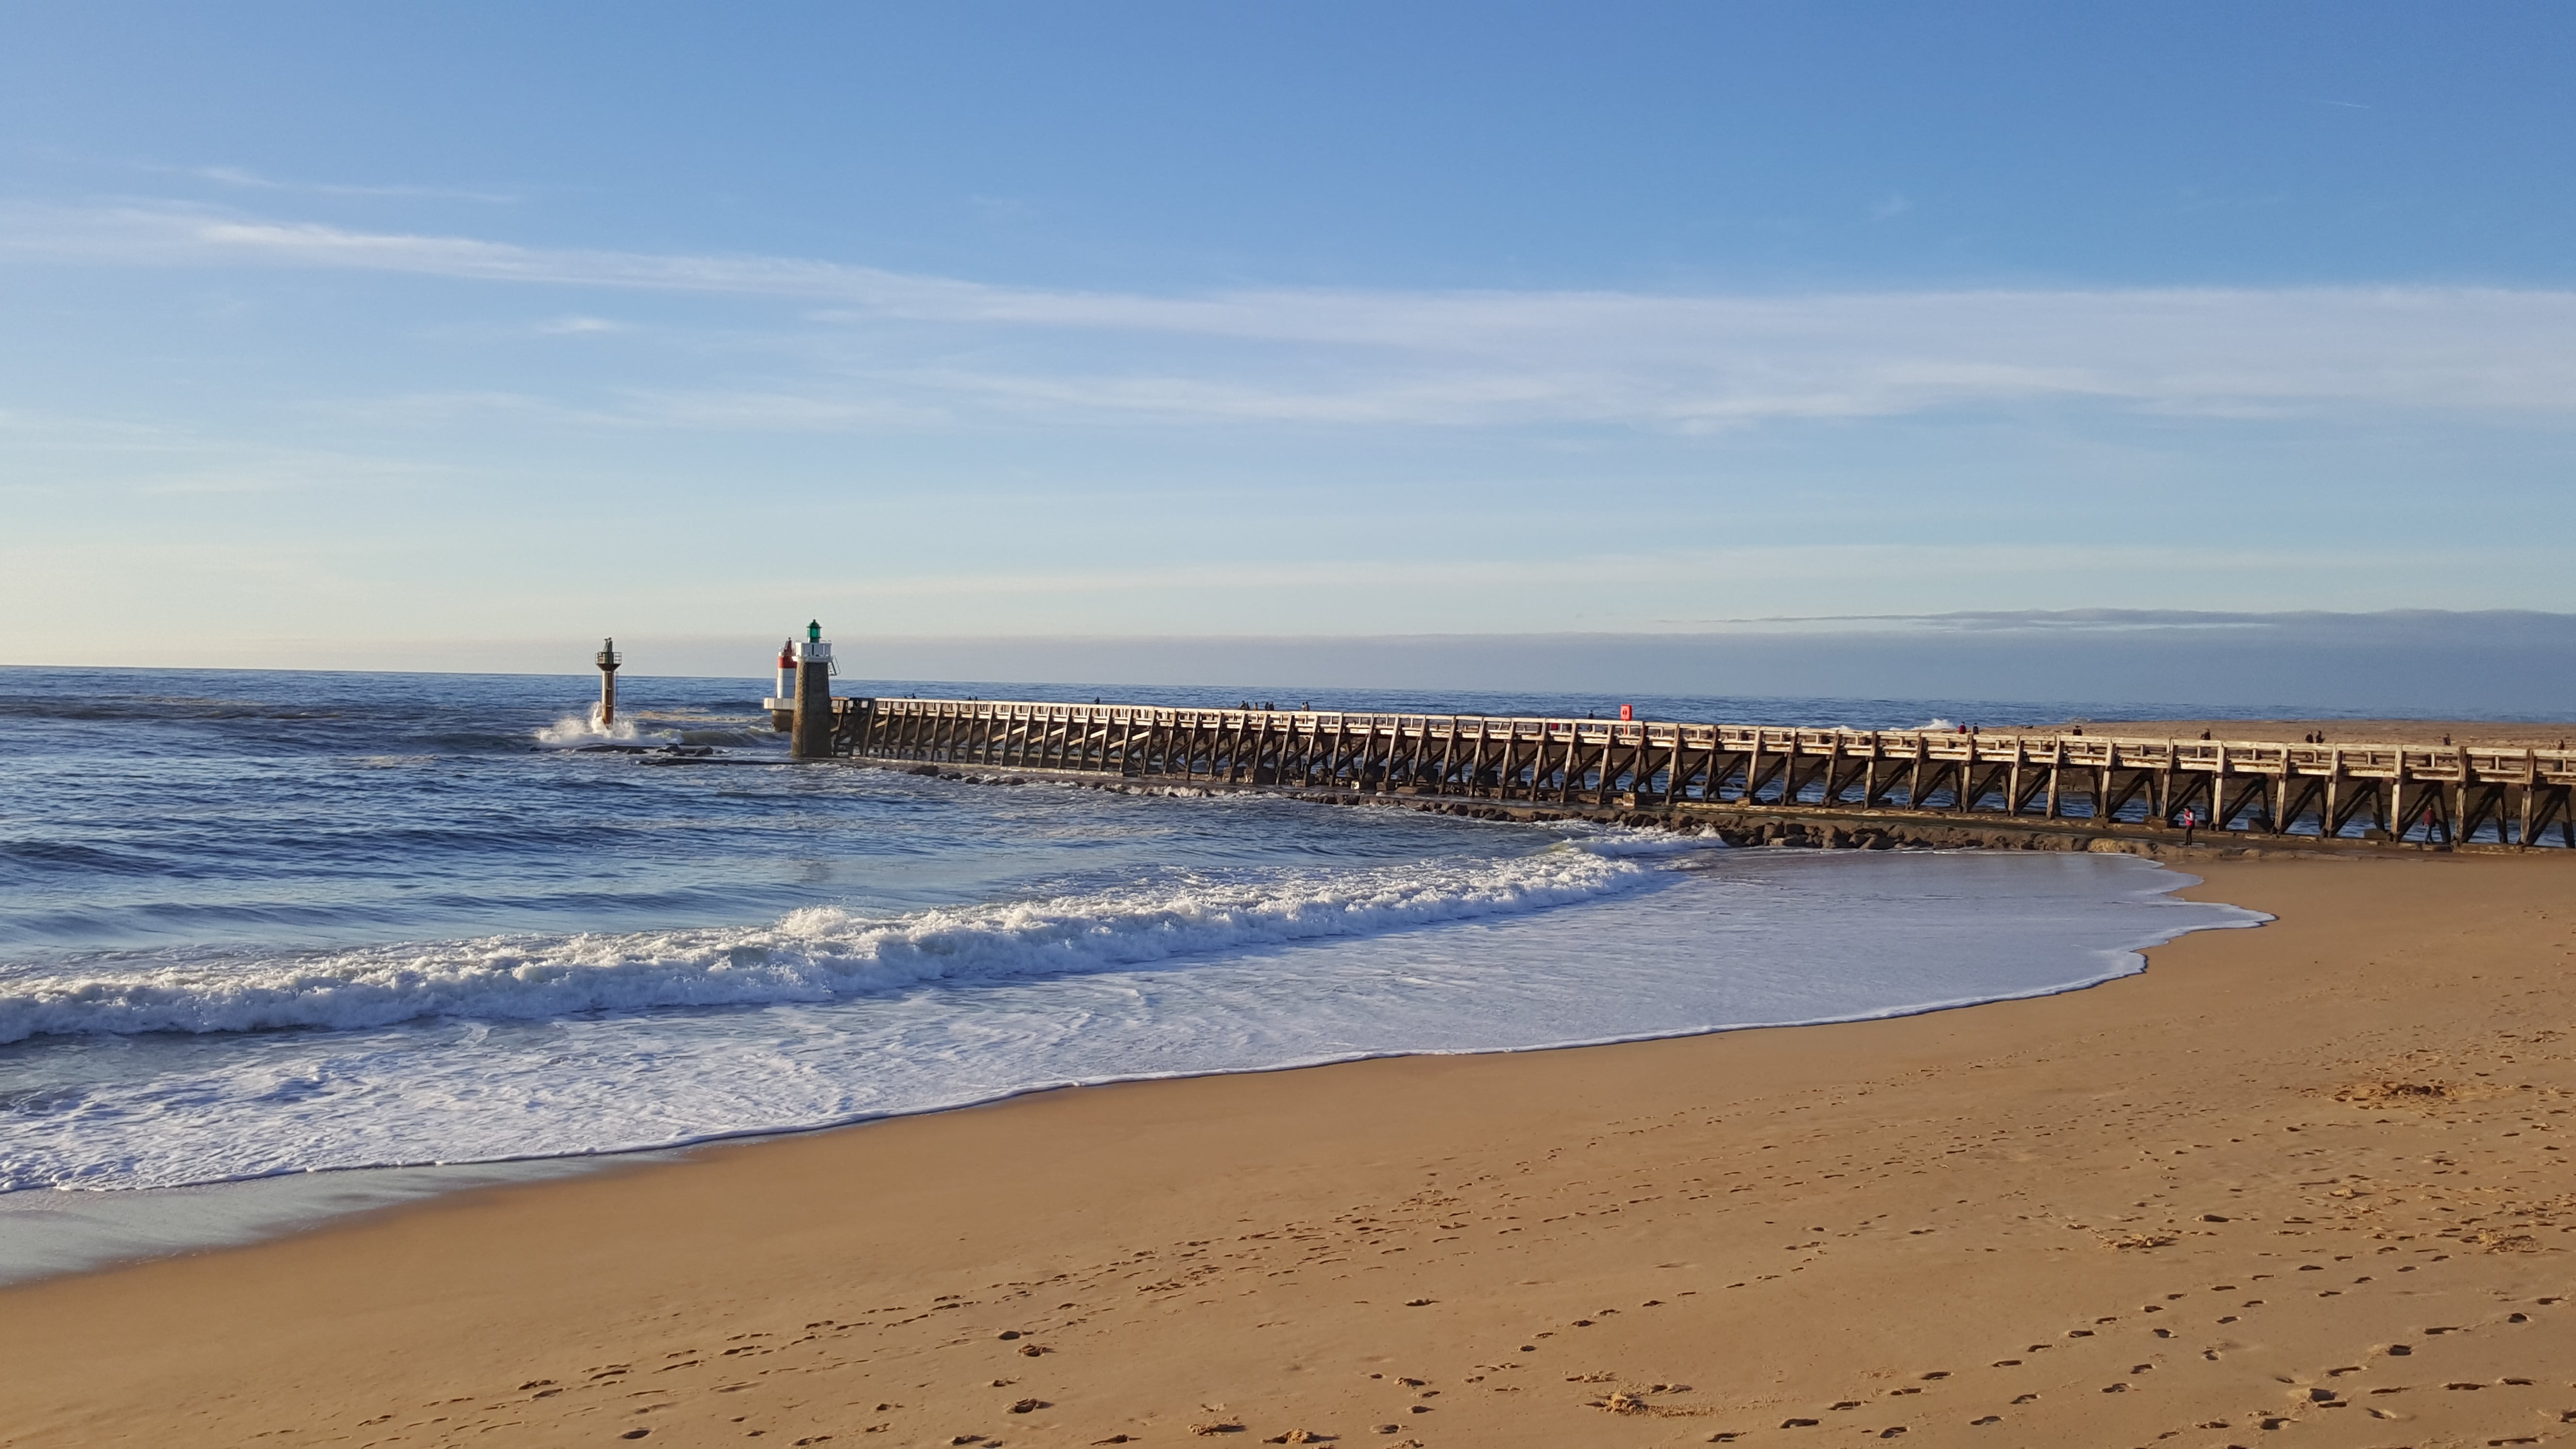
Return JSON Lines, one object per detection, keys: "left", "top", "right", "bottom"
{"left": 5, "top": 855, "right": 2573, "bottom": 1449}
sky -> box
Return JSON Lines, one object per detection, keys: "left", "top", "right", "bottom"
{"left": 3, "top": 3, "right": 2572, "bottom": 700}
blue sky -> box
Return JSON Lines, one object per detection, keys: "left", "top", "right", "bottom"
{"left": 3, "top": 3, "right": 2572, "bottom": 681}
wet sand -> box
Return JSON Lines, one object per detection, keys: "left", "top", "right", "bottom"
{"left": 4, "top": 856, "right": 2573, "bottom": 1449}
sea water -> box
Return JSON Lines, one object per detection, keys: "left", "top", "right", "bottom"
{"left": 0, "top": 668, "right": 2266, "bottom": 1277}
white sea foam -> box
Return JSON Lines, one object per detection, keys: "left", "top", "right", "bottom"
{"left": 0, "top": 853, "right": 2265, "bottom": 1198}
{"left": 1551, "top": 821, "right": 1728, "bottom": 856}
{"left": 0, "top": 847, "right": 1652, "bottom": 1045}
{"left": 534, "top": 710, "right": 644, "bottom": 745}
{"left": 533, "top": 708, "right": 773, "bottom": 748}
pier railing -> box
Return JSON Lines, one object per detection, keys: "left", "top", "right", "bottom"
{"left": 829, "top": 697, "right": 2576, "bottom": 851}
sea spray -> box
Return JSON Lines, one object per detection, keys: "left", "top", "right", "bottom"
{"left": 534, "top": 712, "right": 646, "bottom": 745}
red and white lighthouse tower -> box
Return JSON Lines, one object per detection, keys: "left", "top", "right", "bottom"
{"left": 762, "top": 641, "right": 797, "bottom": 731}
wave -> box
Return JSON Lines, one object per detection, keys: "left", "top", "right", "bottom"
{"left": 0, "top": 839, "right": 176, "bottom": 880}
{"left": 0, "top": 847, "right": 1663, "bottom": 1044}
{"left": 533, "top": 709, "right": 776, "bottom": 749}
{"left": 0, "top": 697, "right": 359, "bottom": 724}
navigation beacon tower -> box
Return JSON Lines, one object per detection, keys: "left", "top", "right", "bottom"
{"left": 594, "top": 637, "right": 621, "bottom": 728}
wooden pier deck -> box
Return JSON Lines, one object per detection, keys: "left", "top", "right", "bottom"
{"left": 827, "top": 697, "right": 2576, "bottom": 852}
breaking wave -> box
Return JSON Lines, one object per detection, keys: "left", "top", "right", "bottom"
{"left": 0, "top": 846, "right": 1659, "bottom": 1044}
{"left": 533, "top": 708, "right": 775, "bottom": 748}
{"left": 534, "top": 710, "right": 646, "bottom": 745}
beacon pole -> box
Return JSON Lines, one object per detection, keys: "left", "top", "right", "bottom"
{"left": 595, "top": 638, "right": 621, "bottom": 728}
{"left": 790, "top": 620, "right": 835, "bottom": 759}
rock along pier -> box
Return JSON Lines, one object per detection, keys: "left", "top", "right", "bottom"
{"left": 804, "top": 694, "right": 2576, "bottom": 856}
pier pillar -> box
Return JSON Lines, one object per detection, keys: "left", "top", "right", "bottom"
{"left": 594, "top": 638, "right": 621, "bottom": 727}
{"left": 791, "top": 620, "right": 836, "bottom": 760}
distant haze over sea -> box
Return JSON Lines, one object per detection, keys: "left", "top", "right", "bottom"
{"left": 21, "top": 609, "right": 2574, "bottom": 718}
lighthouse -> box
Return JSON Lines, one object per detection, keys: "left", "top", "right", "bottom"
{"left": 594, "top": 637, "right": 622, "bottom": 728}
{"left": 762, "top": 640, "right": 796, "bottom": 732}
{"left": 789, "top": 620, "right": 835, "bottom": 759}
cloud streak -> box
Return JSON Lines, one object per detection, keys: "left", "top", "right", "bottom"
{"left": 189, "top": 166, "right": 518, "bottom": 204}
{"left": 11, "top": 202, "right": 2576, "bottom": 429}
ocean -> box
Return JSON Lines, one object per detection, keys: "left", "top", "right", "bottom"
{"left": 0, "top": 666, "right": 2267, "bottom": 1279}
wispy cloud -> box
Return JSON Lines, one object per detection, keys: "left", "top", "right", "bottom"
{"left": 784, "top": 543, "right": 2515, "bottom": 608}
{"left": 9, "top": 202, "right": 2576, "bottom": 430}
{"left": 127, "top": 445, "right": 451, "bottom": 497}
{"left": 190, "top": 165, "right": 518, "bottom": 204}
{"left": 303, "top": 386, "right": 949, "bottom": 433}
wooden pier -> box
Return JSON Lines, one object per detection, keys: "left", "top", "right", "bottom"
{"left": 826, "top": 697, "right": 2576, "bottom": 852}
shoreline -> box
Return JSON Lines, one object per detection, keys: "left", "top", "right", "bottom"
{"left": 8, "top": 855, "right": 2573, "bottom": 1447}
{"left": 0, "top": 1154, "right": 619, "bottom": 1290}
{"left": 0, "top": 854, "right": 2251, "bottom": 1288}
